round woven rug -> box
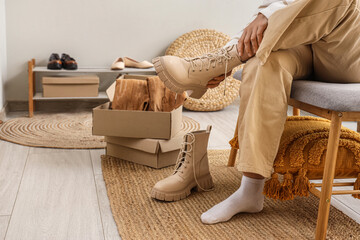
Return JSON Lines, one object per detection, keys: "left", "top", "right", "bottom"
{"left": 0, "top": 113, "right": 200, "bottom": 149}
{"left": 101, "top": 149, "right": 360, "bottom": 240}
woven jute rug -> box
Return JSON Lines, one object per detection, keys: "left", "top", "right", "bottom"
{"left": 102, "top": 149, "right": 360, "bottom": 240}
{"left": 0, "top": 112, "right": 199, "bottom": 149}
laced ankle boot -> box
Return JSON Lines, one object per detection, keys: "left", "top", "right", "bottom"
{"left": 152, "top": 44, "right": 242, "bottom": 99}
{"left": 151, "top": 125, "right": 214, "bottom": 201}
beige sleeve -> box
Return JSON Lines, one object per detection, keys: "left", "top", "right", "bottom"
{"left": 258, "top": 0, "right": 295, "bottom": 19}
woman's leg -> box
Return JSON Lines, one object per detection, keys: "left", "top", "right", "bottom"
{"left": 201, "top": 0, "right": 360, "bottom": 226}
{"left": 311, "top": 1, "right": 360, "bottom": 83}
{"left": 234, "top": 0, "right": 360, "bottom": 178}
{"left": 236, "top": 46, "right": 313, "bottom": 178}
{"left": 201, "top": 45, "right": 313, "bottom": 224}
{"left": 257, "top": 0, "right": 356, "bottom": 64}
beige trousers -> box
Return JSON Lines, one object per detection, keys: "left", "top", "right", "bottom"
{"left": 237, "top": 0, "right": 360, "bottom": 177}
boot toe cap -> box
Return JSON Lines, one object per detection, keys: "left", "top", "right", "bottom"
{"left": 160, "top": 56, "right": 188, "bottom": 74}
{"left": 152, "top": 176, "right": 181, "bottom": 192}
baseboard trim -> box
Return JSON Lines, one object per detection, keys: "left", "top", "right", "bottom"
{"left": 0, "top": 102, "right": 8, "bottom": 122}
{"left": 7, "top": 101, "right": 27, "bottom": 112}
{"left": 7, "top": 100, "right": 108, "bottom": 113}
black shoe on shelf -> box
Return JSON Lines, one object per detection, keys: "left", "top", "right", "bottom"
{"left": 61, "top": 53, "right": 78, "bottom": 70}
{"left": 47, "top": 53, "right": 62, "bottom": 70}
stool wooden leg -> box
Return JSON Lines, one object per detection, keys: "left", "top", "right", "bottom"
{"left": 315, "top": 112, "right": 342, "bottom": 240}
{"left": 228, "top": 148, "right": 238, "bottom": 167}
{"left": 357, "top": 121, "right": 360, "bottom": 133}
{"left": 228, "top": 117, "right": 239, "bottom": 167}
{"left": 293, "top": 107, "right": 300, "bottom": 116}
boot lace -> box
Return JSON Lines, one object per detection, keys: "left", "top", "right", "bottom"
{"left": 173, "top": 132, "right": 214, "bottom": 192}
{"left": 173, "top": 133, "right": 195, "bottom": 174}
{"left": 184, "top": 46, "right": 233, "bottom": 96}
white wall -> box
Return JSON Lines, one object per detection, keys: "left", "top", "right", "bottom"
{"left": 0, "top": 0, "right": 6, "bottom": 108}
{"left": 5, "top": 0, "right": 260, "bottom": 101}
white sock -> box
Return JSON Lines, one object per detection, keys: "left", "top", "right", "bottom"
{"left": 201, "top": 175, "right": 265, "bottom": 224}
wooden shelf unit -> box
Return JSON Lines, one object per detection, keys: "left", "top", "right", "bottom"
{"left": 27, "top": 59, "right": 156, "bottom": 117}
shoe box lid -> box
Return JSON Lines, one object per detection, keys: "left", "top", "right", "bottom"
{"left": 104, "top": 130, "right": 186, "bottom": 154}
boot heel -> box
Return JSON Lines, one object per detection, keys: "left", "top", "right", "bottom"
{"left": 195, "top": 174, "right": 214, "bottom": 192}
{"left": 189, "top": 88, "right": 207, "bottom": 99}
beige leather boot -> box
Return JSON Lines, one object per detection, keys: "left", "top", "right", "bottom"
{"left": 152, "top": 44, "right": 242, "bottom": 99}
{"left": 151, "top": 126, "right": 214, "bottom": 201}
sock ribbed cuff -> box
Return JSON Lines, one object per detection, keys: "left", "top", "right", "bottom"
{"left": 241, "top": 175, "right": 265, "bottom": 184}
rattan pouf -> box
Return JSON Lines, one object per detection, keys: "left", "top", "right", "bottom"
{"left": 165, "top": 29, "right": 242, "bottom": 112}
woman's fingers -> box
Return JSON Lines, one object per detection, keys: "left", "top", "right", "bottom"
{"left": 207, "top": 78, "right": 224, "bottom": 88}
{"left": 244, "top": 32, "right": 253, "bottom": 57}
{"left": 213, "top": 76, "right": 225, "bottom": 81}
{"left": 257, "top": 26, "right": 264, "bottom": 46}
{"left": 251, "top": 27, "right": 259, "bottom": 53}
{"left": 207, "top": 84, "right": 219, "bottom": 89}
{"left": 238, "top": 13, "right": 269, "bottom": 60}
{"left": 207, "top": 81, "right": 219, "bottom": 85}
{"left": 207, "top": 71, "right": 233, "bottom": 88}
{"left": 238, "top": 33, "right": 245, "bottom": 57}
{"left": 208, "top": 79, "right": 223, "bottom": 85}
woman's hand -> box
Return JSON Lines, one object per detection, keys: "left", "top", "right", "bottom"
{"left": 206, "top": 71, "right": 232, "bottom": 88}
{"left": 206, "top": 14, "right": 268, "bottom": 89}
{"left": 237, "top": 13, "right": 268, "bottom": 62}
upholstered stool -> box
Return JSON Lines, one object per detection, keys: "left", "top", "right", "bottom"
{"left": 291, "top": 80, "right": 360, "bottom": 113}
{"left": 228, "top": 69, "right": 360, "bottom": 240}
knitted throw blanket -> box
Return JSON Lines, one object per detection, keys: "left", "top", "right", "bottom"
{"left": 229, "top": 116, "right": 360, "bottom": 200}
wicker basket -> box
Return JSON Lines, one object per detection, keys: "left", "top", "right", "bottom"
{"left": 165, "top": 29, "right": 242, "bottom": 112}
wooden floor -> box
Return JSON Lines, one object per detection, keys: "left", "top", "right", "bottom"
{"left": 0, "top": 97, "right": 359, "bottom": 240}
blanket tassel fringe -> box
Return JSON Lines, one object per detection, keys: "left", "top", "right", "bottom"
{"left": 293, "top": 169, "right": 310, "bottom": 197}
{"left": 263, "top": 173, "right": 281, "bottom": 199}
{"left": 229, "top": 135, "right": 239, "bottom": 149}
{"left": 230, "top": 128, "right": 360, "bottom": 200}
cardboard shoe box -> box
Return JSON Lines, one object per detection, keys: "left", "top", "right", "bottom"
{"left": 92, "top": 74, "right": 183, "bottom": 139}
{"left": 105, "top": 130, "right": 186, "bottom": 168}
{"left": 42, "top": 75, "right": 99, "bottom": 97}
